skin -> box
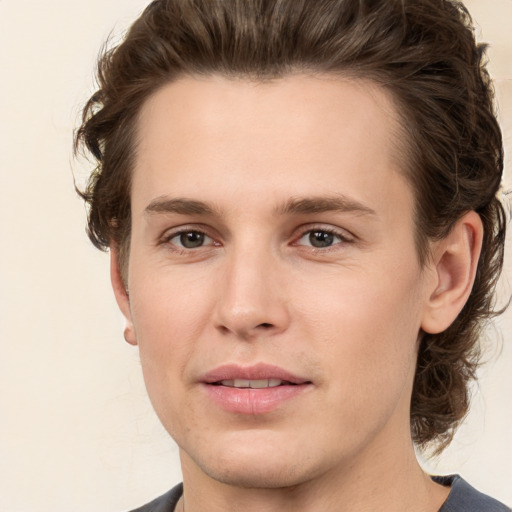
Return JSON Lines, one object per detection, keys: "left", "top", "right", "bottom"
{"left": 111, "top": 75, "right": 483, "bottom": 512}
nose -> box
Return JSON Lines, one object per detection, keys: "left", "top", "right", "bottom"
{"left": 213, "top": 244, "right": 290, "bottom": 340}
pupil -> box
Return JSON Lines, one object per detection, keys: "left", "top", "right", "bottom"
{"left": 180, "top": 232, "right": 204, "bottom": 248}
{"left": 309, "top": 231, "right": 333, "bottom": 248}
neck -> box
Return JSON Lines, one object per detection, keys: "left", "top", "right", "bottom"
{"left": 178, "top": 433, "right": 449, "bottom": 512}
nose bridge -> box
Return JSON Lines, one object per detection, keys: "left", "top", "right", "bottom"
{"left": 214, "top": 236, "right": 289, "bottom": 338}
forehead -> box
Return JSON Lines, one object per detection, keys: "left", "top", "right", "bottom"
{"left": 133, "top": 74, "right": 412, "bottom": 222}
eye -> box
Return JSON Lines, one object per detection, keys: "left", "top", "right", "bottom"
{"left": 168, "top": 230, "right": 213, "bottom": 249}
{"left": 295, "top": 229, "right": 348, "bottom": 248}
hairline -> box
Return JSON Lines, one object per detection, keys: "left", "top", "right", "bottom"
{"left": 118, "top": 70, "right": 434, "bottom": 282}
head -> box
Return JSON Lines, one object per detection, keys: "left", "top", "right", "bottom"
{"left": 76, "top": 0, "right": 505, "bottom": 464}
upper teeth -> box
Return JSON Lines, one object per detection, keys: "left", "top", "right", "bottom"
{"left": 220, "top": 379, "right": 283, "bottom": 388}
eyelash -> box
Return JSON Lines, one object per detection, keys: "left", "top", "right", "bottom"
{"left": 293, "top": 227, "right": 353, "bottom": 250}
{"left": 161, "top": 227, "right": 218, "bottom": 253}
{"left": 160, "top": 225, "right": 354, "bottom": 253}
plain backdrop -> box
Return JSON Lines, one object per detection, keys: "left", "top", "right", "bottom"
{"left": 0, "top": 1, "right": 511, "bottom": 511}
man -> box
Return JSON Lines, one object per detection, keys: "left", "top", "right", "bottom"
{"left": 76, "top": 0, "right": 510, "bottom": 510}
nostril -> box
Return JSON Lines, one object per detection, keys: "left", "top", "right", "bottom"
{"left": 216, "top": 320, "right": 279, "bottom": 338}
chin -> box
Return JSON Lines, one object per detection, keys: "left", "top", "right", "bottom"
{"left": 198, "top": 458, "right": 314, "bottom": 490}
{"left": 183, "top": 433, "right": 328, "bottom": 490}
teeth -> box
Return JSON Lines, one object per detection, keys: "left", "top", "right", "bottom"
{"left": 220, "top": 379, "right": 284, "bottom": 388}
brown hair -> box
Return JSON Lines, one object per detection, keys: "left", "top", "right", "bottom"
{"left": 75, "top": 0, "right": 505, "bottom": 452}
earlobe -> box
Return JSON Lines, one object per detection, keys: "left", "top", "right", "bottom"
{"left": 110, "top": 247, "right": 137, "bottom": 346}
{"left": 421, "top": 211, "right": 483, "bottom": 334}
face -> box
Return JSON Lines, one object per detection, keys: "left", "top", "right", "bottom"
{"left": 121, "top": 75, "right": 436, "bottom": 488}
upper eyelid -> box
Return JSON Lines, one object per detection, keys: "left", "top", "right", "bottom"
{"left": 157, "top": 228, "right": 212, "bottom": 252}
{"left": 168, "top": 230, "right": 213, "bottom": 240}
{"left": 293, "top": 224, "right": 355, "bottom": 241}
{"left": 293, "top": 231, "right": 350, "bottom": 249}
{"left": 161, "top": 224, "right": 215, "bottom": 240}
{"left": 161, "top": 228, "right": 217, "bottom": 252}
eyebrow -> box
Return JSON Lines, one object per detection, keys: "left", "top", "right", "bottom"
{"left": 144, "top": 195, "right": 376, "bottom": 217}
{"left": 275, "top": 195, "right": 377, "bottom": 217}
{"left": 145, "top": 197, "right": 219, "bottom": 216}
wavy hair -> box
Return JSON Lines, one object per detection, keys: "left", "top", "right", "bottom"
{"left": 75, "top": 0, "right": 506, "bottom": 452}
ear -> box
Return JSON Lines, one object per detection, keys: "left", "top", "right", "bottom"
{"left": 110, "top": 246, "right": 137, "bottom": 345}
{"left": 421, "top": 211, "right": 483, "bottom": 334}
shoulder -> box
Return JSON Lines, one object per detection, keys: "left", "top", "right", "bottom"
{"left": 127, "top": 483, "right": 183, "bottom": 512}
{"left": 435, "top": 475, "right": 511, "bottom": 512}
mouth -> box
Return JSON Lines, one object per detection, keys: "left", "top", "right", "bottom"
{"left": 201, "top": 364, "right": 312, "bottom": 415}
{"left": 211, "top": 379, "right": 298, "bottom": 389}
{"left": 202, "top": 362, "right": 309, "bottom": 384}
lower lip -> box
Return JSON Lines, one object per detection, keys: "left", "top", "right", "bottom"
{"left": 203, "top": 383, "right": 309, "bottom": 414}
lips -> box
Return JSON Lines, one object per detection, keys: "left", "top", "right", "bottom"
{"left": 201, "top": 363, "right": 311, "bottom": 414}
{"left": 202, "top": 362, "right": 309, "bottom": 385}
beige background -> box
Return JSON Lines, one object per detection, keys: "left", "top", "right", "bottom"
{"left": 0, "top": 1, "right": 511, "bottom": 510}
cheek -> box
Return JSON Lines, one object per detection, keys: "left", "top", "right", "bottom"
{"left": 294, "top": 265, "right": 424, "bottom": 396}
{"left": 129, "top": 293, "right": 197, "bottom": 438}
{"left": 127, "top": 269, "right": 214, "bottom": 404}
{"left": 129, "top": 260, "right": 214, "bottom": 344}
{"left": 295, "top": 261, "right": 424, "bottom": 336}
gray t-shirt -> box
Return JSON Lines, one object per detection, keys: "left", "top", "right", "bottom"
{"left": 129, "top": 476, "right": 511, "bottom": 511}
{"left": 435, "top": 475, "right": 510, "bottom": 512}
